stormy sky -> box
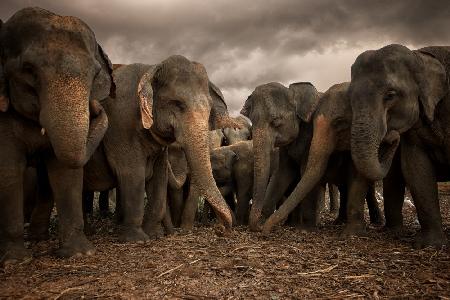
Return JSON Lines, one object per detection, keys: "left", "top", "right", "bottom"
{"left": 1, "top": 0, "right": 449, "bottom": 115}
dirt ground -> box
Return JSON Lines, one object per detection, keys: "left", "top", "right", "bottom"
{"left": 1, "top": 190, "right": 450, "bottom": 299}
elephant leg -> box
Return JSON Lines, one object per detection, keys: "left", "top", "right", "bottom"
{"left": 0, "top": 156, "right": 29, "bottom": 266}
{"left": 342, "top": 167, "right": 370, "bottom": 237}
{"left": 333, "top": 184, "right": 348, "bottom": 225}
{"left": 23, "top": 167, "right": 38, "bottom": 223}
{"left": 201, "top": 201, "right": 212, "bottom": 225}
{"left": 287, "top": 203, "right": 302, "bottom": 227}
{"left": 163, "top": 209, "right": 175, "bottom": 235}
{"left": 116, "top": 166, "right": 149, "bottom": 243}
{"left": 82, "top": 191, "right": 94, "bottom": 215}
{"left": 81, "top": 191, "right": 94, "bottom": 235}
{"left": 297, "top": 185, "right": 323, "bottom": 231}
{"left": 168, "top": 187, "right": 184, "bottom": 227}
{"left": 143, "top": 150, "right": 168, "bottom": 239}
{"left": 383, "top": 151, "right": 405, "bottom": 235}
{"left": 366, "top": 184, "right": 383, "bottom": 225}
{"left": 99, "top": 190, "right": 109, "bottom": 217}
{"left": 235, "top": 185, "right": 251, "bottom": 226}
{"left": 46, "top": 159, "right": 94, "bottom": 257}
{"left": 262, "top": 163, "right": 297, "bottom": 219}
{"left": 115, "top": 192, "right": 123, "bottom": 224}
{"left": 180, "top": 183, "right": 199, "bottom": 231}
{"left": 29, "top": 165, "right": 53, "bottom": 241}
{"left": 401, "top": 143, "right": 445, "bottom": 248}
{"left": 328, "top": 184, "right": 339, "bottom": 214}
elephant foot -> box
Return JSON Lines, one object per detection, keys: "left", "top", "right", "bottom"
{"left": 118, "top": 227, "right": 150, "bottom": 243}
{"left": 341, "top": 223, "right": 366, "bottom": 238}
{"left": 180, "top": 221, "right": 195, "bottom": 232}
{"left": 143, "top": 223, "right": 164, "bottom": 240}
{"left": 369, "top": 213, "right": 384, "bottom": 226}
{"left": 249, "top": 220, "right": 263, "bottom": 232}
{"left": 332, "top": 216, "right": 346, "bottom": 225}
{"left": 296, "top": 223, "right": 318, "bottom": 233}
{"left": 382, "top": 225, "right": 406, "bottom": 238}
{"left": 83, "top": 219, "right": 96, "bottom": 236}
{"left": 413, "top": 230, "right": 447, "bottom": 249}
{"left": 0, "top": 244, "right": 32, "bottom": 267}
{"left": 56, "top": 234, "right": 95, "bottom": 258}
{"left": 28, "top": 230, "right": 50, "bottom": 242}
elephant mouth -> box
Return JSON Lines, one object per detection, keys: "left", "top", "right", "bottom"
{"left": 378, "top": 130, "right": 400, "bottom": 163}
{"left": 149, "top": 128, "right": 176, "bottom": 146}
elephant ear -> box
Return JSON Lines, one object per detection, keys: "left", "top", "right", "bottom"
{"left": 0, "top": 19, "right": 9, "bottom": 113}
{"left": 138, "top": 65, "right": 158, "bottom": 129}
{"left": 240, "top": 95, "right": 252, "bottom": 118}
{"left": 91, "top": 43, "right": 116, "bottom": 101}
{"left": 208, "top": 81, "right": 241, "bottom": 129}
{"left": 288, "top": 82, "right": 320, "bottom": 122}
{"left": 415, "top": 48, "right": 448, "bottom": 122}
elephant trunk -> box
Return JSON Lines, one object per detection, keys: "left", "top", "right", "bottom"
{"left": 262, "top": 115, "right": 335, "bottom": 233}
{"left": 180, "top": 110, "right": 233, "bottom": 228}
{"left": 248, "top": 125, "right": 274, "bottom": 231}
{"left": 351, "top": 112, "right": 399, "bottom": 181}
{"left": 39, "top": 76, "right": 108, "bottom": 168}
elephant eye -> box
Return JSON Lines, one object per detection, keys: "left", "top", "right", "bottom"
{"left": 272, "top": 116, "right": 283, "bottom": 128}
{"left": 170, "top": 99, "right": 186, "bottom": 111}
{"left": 21, "top": 62, "right": 37, "bottom": 87}
{"left": 383, "top": 90, "right": 397, "bottom": 102}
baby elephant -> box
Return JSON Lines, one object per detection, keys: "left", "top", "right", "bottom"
{"left": 210, "top": 141, "right": 254, "bottom": 225}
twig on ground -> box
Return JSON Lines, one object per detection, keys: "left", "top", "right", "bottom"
{"left": 230, "top": 246, "right": 262, "bottom": 253}
{"left": 156, "top": 259, "right": 201, "bottom": 278}
{"left": 297, "top": 264, "right": 338, "bottom": 276}
{"left": 344, "top": 274, "right": 375, "bottom": 279}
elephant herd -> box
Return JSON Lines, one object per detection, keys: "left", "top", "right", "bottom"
{"left": 0, "top": 7, "right": 449, "bottom": 266}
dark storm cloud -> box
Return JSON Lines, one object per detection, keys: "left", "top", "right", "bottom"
{"left": 1, "top": 0, "right": 449, "bottom": 114}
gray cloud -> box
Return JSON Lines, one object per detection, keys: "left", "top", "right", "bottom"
{"left": 1, "top": 0, "right": 449, "bottom": 114}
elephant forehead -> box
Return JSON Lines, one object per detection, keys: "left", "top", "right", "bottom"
{"left": 4, "top": 9, "right": 95, "bottom": 56}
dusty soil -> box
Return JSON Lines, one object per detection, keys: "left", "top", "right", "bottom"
{"left": 1, "top": 191, "right": 450, "bottom": 299}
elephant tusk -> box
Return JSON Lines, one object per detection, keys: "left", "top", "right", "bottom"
{"left": 41, "top": 128, "right": 46, "bottom": 136}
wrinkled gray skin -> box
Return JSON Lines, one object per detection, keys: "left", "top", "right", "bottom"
{"left": 223, "top": 115, "right": 252, "bottom": 145}
{"left": 83, "top": 56, "right": 236, "bottom": 242}
{"left": 210, "top": 140, "right": 254, "bottom": 225}
{"left": 261, "top": 82, "right": 384, "bottom": 234}
{"left": 241, "top": 82, "right": 323, "bottom": 231}
{"left": 166, "top": 142, "right": 191, "bottom": 229}
{"left": 349, "top": 44, "right": 450, "bottom": 248}
{"left": 0, "top": 8, "right": 112, "bottom": 265}
{"left": 166, "top": 129, "right": 224, "bottom": 230}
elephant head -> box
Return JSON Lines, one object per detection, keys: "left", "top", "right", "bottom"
{"left": 210, "top": 147, "right": 237, "bottom": 185}
{"left": 209, "top": 129, "right": 225, "bottom": 149}
{"left": 349, "top": 44, "right": 448, "bottom": 181}
{"left": 241, "top": 82, "right": 320, "bottom": 230}
{"left": 223, "top": 116, "right": 252, "bottom": 145}
{"left": 0, "top": 7, "right": 113, "bottom": 167}
{"left": 128, "top": 55, "right": 236, "bottom": 227}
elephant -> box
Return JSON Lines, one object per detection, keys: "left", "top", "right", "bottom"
{"left": 209, "top": 128, "right": 225, "bottom": 148}
{"left": 83, "top": 56, "right": 236, "bottom": 242}
{"left": 0, "top": 7, "right": 113, "bottom": 264}
{"left": 348, "top": 44, "right": 450, "bottom": 248}
{"left": 223, "top": 115, "right": 252, "bottom": 145}
{"left": 166, "top": 129, "right": 224, "bottom": 230}
{"left": 259, "top": 82, "right": 383, "bottom": 234}
{"left": 241, "top": 82, "right": 324, "bottom": 231}
{"left": 210, "top": 140, "right": 254, "bottom": 225}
